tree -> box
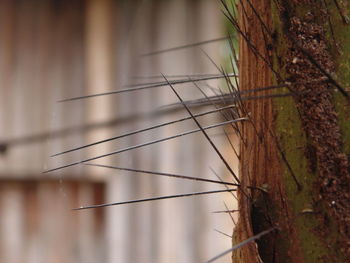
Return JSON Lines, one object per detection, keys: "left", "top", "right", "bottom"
{"left": 230, "top": 0, "right": 350, "bottom": 262}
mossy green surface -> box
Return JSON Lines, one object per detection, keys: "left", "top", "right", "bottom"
{"left": 326, "top": 0, "right": 350, "bottom": 156}
{"left": 270, "top": 0, "right": 348, "bottom": 261}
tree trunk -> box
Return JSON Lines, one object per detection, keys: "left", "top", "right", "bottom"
{"left": 232, "top": 0, "right": 350, "bottom": 262}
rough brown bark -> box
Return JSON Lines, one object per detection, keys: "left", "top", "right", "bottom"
{"left": 232, "top": 0, "right": 350, "bottom": 262}
{"left": 232, "top": 1, "right": 283, "bottom": 261}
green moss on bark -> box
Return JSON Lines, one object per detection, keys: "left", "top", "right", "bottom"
{"left": 270, "top": 0, "right": 349, "bottom": 261}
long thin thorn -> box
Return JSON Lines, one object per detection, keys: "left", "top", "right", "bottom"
{"left": 84, "top": 163, "right": 239, "bottom": 187}
{"left": 2, "top": 102, "right": 226, "bottom": 150}
{"left": 176, "top": 92, "right": 292, "bottom": 107}
{"left": 73, "top": 189, "right": 236, "bottom": 210}
{"left": 221, "top": 2, "right": 280, "bottom": 78}
{"left": 124, "top": 74, "right": 237, "bottom": 88}
{"left": 169, "top": 78, "right": 337, "bottom": 108}
{"left": 205, "top": 227, "right": 277, "bottom": 263}
{"left": 59, "top": 74, "right": 238, "bottom": 102}
{"left": 190, "top": 78, "right": 242, "bottom": 160}
{"left": 43, "top": 118, "right": 247, "bottom": 173}
{"left": 141, "top": 36, "right": 230, "bottom": 56}
{"left": 333, "top": 0, "right": 350, "bottom": 24}
{"left": 51, "top": 105, "right": 237, "bottom": 157}
{"left": 214, "top": 229, "right": 232, "bottom": 239}
{"left": 200, "top": 48, "right": 222, "bottom": 73}
{"left": 163, "top": 81, "right": 347, "bottom": 109}
{"left": 131, "top": 73, "right": 231, "bottom": 80}
{"left": 158, "top": 83, "right": 290, "bottom": 109}
{"left": 223, "top": 201, "right": 235, "bottom": 223}
{"left": 212, "top": 209, "right": 239, "bottom": 214}
{"left": 163, "top": 74, "right": 241, "bottom": 184}
{"left": 274, "top": 137, "right": 302, "bottom": 191}
{"left": 210, "top": 167, "right": 238, "bottom": 201}
{"left": 293, "top": 42, "right": 350, "bottom": 100}
{"left": 243, "top": 0, "right": 272, "bottom": 36}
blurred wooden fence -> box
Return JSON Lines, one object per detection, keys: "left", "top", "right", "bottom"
{"left": 0, "top": 0, "right": 237, "bottom": 262}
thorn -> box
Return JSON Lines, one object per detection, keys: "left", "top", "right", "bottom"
{"left": 333, "top": 0, "right": 350, "bottom": 24}
{"left": 84, "top": 163, "right": 240, "bottom": 187}
{"left": 205, "top": 227, "right": 277, "bottom": 263}
{"left": 51, "top": 105, "right": 237, "bottom": 157}
{"left": 212, "top": 209, "right": 239, "bottom": 214}
{"left": 210, "top": 167, "right": 238, "bottom": 201}
{"left": 130, "top": 73, "right": 231, "bottom": 80}
{"left": 292, "top": 40, "right": 350, "bottom": 100}
{"left": 43, "top": 118, "right": 247, "bottom": 173}
{"left": 58, "top": 74, "right": 238, "bottom": 102}
{"left": 141, "top": 36, "right": 231, "bottom": 56}
{"left": 214, "top": 229, "right": 232, "bottom": 239}
{"left": 274, "top": 138, "right": 303, "bottom": 191}
{"left": 73, "top": 189, "right": 237, "bottom": 210}
{"left": 162, "top": 91, "right": 291, "bottom": 108}
{"left": 223, "top": 201, "right": 235, "bottom": 224}
{"left": 162, "top": 74, "right": 241, "bottom": 184}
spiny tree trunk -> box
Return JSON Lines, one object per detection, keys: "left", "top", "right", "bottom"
{"left": 232, "top": 0, "right": 350, "bottom": 262}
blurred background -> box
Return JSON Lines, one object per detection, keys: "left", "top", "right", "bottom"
{"left": 0, "top": 0, "right": 238, "bottom": 262}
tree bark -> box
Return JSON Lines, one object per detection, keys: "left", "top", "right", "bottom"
{"left": 232, "top": 1, "right": 350, "bottom": 262}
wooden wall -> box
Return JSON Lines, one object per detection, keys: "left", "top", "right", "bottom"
{"left": 0, "top": 179, "right": 105, "bottom": 263}
{"left": 0, "top": 0, "right": 238, "bottom": 262}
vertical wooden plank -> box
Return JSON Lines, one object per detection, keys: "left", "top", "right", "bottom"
{"left": 84, "top": 0, "right": 114, "bottom": 177}
{"left": 0, "top": 1, "right": 16, "bottom": 167}
{"left": 23, "top": 181, "right": 40, "bottom": 263}
{"left": 46, "top": 0, "right": 86, "bottom": 175}
{"left": 0, "top": 183, "right": 25, "bottom": 263}
{"left": 92, "top": 183, "right": 106, "bottom": 262}
{"left": 76, "top": 183, "right": 97, "bottom": 263}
